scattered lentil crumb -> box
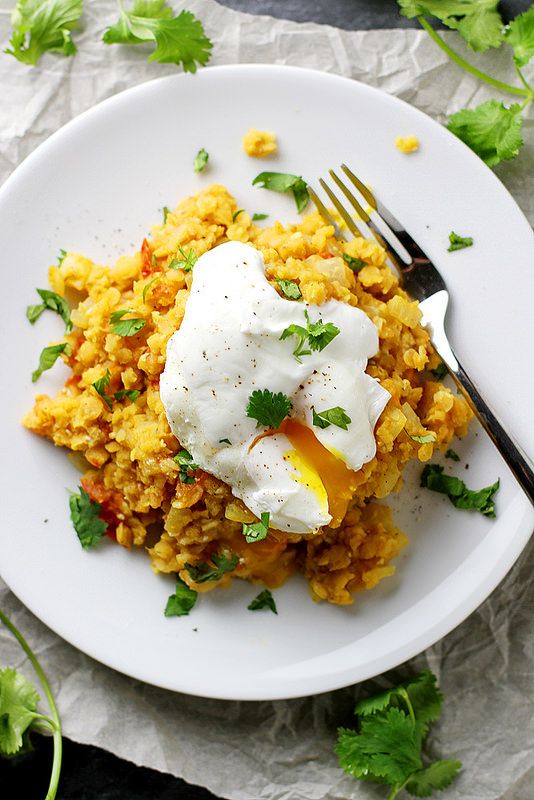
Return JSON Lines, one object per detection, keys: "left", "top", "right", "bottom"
{"left": 242, "top": 128, "right": 278, "bottom": 158}
{"left": 395, "top": 135, "right": 420, "bottom": 154}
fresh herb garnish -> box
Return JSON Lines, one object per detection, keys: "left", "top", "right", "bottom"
{"left": 193, "top": 147, "right": 209, "bottom": 173}
{"left": 430, "top": 362, "right": 448, "bottom": 379}
{"left": 103, "top": 1, "right": 212, "bottom": 71}
{"left": 445, "top": 448, "right": 460, "bottom": 461}
{"left": 252, "top": 212, "right": 268, "bottom": 221}
{"left": 168, "top": 245, "right": 197, "bottom": 272}
{"left": 232, "top": 208, "right": 244, "bottom": 222}
{"left": 242, "top": 512, "right": 270, "bottom": 543}
{"left": 343, "top": 253, "right": 366, "bottom": 272}
{"left": 164, "top": 576, "right": 197, "bottom": 617}
{"left": 410, "top": 432, "right": 437, "bottom": 444}
{"left": 246, "top": 389, "right": 292, "bottom": 429}
{"left": 185, "top": 552, "right": 239, "bottom": 584}
{"left": 92, "top": 369, "right": 113, "bottom": 410}
{"left": 336, "top": 670, "right": 461, "bottom": 798}
{"left": 218, "top": 438, "right": 232, "bottom": 445}
{"left": 421, "top": 464, "right": 499, "bottom": 517}
{"left": 248, "top": 589, "right": 277, "bottom": 613}
{"left": 114, "top": 389, "right": 141, "bottom": 403}
{"left": 69, "top": 487, "right": 108, "bottom": 549}
{"left": 163, "top": 206, "right": 171, "bottom": 223}
{"left": 448, "top": 101, "right": 523, "bottom": 167}
{"left": 504, "top": 6, "right": 534, "bottom": 67}
{"left": 252, "top": 172, "right": 310, "bottom": 213}
{"left": 31, "top": 342, "right": 69, "bottom": 382}
{"left": 399, "top": 0, "right": 503, "bottom": 52}
{"left": 276, "top": 279, "right": 302, "bottom": 300}
{"left": 280, "top": 309, "right": 340, "bottom": 362}
{"left": 312, "top": 406, "right": 352, "bottom": 431}
{"left": 447, "top": 231, "right": 474, "bottom": 252}
{"left": 6, "top": 0, "right": 83, "bottom": 65}
{"left": 142, "top": 277, "right": 158, "bottom": 302}
{"left": 26, "top": 288, "right": 72, "bottom": 331}
{"left": 57, "top": 248, "right": 67, "bottom": 266}
{"left": 109, "top": 309, "right": 146, "bottom": 336}
{"left": 173, "top": 449, "right": 198, "bottom": 483}
{"left": 0, "top": 609, "right": 62, "bottom": 798}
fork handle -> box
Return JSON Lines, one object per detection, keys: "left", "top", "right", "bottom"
{"left": 440, "top": 347, "right": 534, "bottom": 505}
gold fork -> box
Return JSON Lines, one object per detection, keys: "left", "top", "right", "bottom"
{"left": 309, "top": 165, "right": 534, "bottom": 504}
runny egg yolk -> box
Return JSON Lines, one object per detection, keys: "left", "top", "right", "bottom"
{"left": 279, "top": 420, "right": 361, "bottom": 528}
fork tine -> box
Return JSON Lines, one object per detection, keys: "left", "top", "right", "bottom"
{"left": 341, "top": 164, "right": 377, "bottom": 211}
{"left": 329, "top": 169, "right": 371, "bottom": 224}
{"left": 318, "top": 179, "right": 363, "bottom": 238}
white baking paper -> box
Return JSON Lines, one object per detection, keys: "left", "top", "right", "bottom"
{"left": 1, "top": 1, "right": 533, "bottom": 798}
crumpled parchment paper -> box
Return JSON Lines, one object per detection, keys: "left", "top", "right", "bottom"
{"left": 0, "top": 2, "right": 533, "bottom": 798}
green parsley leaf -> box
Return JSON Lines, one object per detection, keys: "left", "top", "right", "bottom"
{"left": 163, "top": 206, "right": 171, "bottom": 223}
{"left": 92, "top": 369, "right": 113, "bottom": 410}
{"left": 252, "top": 212, "right": 268, "bottom": 221}
{"left": 445, "top": 448, "right": 460, "bottom": 461}
{"left": 109, "top": 310, "right": 146, "bottom": 336}
{"left": 164, "top": 576, "right": 198, "bottom": 617}
{"left": 280, "top": 309, "right": 340, "bottom": 362}
{"left": 242, "top": 512, "right": 270, "bottom": 543}
{"left": 276, "top": 279, "right": 302, "bottom": 300}
{"left": 398, "top": 1, "right": 504, "bottom": 52}
{"left": 26, "top": 288, "right": 72, "bottom": 331}
{"left": 410, "top": 433, "right": 437, "bottom": 444}
{"left": 504, "top": 7, "right": 534, "bottom": 67}
{"left": 69, "top": 487, "right": 108, "bottom": 549}
{"left": 6, "top": 0, "right": 83, "bottom": 66}
{"left": 194, "top": 148, "right": 209, "bottom": 173}
{"left": 246, "top": 389, "right": 292, "bottom": 429}
{"left": 168, "top": 245, "right": 197, "bottom": 272}
{"left": 31, "top": 342, "right": 69, "bottom": 382}
{"left": 430, "top": 362, "right": 448, "bottom": 380}
{"left": 421, "top": 464, "right": 500, "bottom": 517}
{"left": 185, "top": 552, "right": 239, "bottom": 584}
{"left": 252, "top": 172, "right": 310, "bottom": 213}
{"left": 343, "top": 253, "right": 367, "bottom": 272}
{"left": 405, "top": 760, "right": 462, "bottom": 797}
{"left": 248, "top": 589, "right": 277, "bottom": 613}
{"left": 57, "top": 248, "right": 67, "bottom": 266}
{"left": 447, "top": 231, "right": 474, "bottom": 252}
{"left": 114, "top": 389, "right": 141, "bottom": 403}
{"left": 102, "top": 2, "right": 212, "bottom": 72}
{"left": 173, "top": 449, "right": 199, "bottom": 484}
{"left": 218, "top": 438, "right": 232, "bottom": 445}
{"left": 232, "top": 208, "right": 244, "bottom": 222}
{"left": 448, "top": 100, "right": 523, "bottom": 167}
{"left": 312, "top": 406, "right": 352, "bottom": 431}
{"left": 0, "top": 667, "right": 40, "bottom": 756}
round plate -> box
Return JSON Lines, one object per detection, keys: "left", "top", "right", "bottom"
{"left": 0, "top": 65, "right": 532, "bottom": 701}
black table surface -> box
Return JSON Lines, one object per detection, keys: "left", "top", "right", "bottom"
{"left": 2, "top": 1, "right": 529, "bottom": 798}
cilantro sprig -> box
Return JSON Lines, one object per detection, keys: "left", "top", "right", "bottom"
{"left": 173, "top": 449, "right": 199, "bottom": 483}
{"left": 69, "top": 487, "right": 108, "bottom": 549}
{"left": 103, "top": 0, "right": 212, "bottom": 72}
{"left": 397, "top": 2, "right": 534, "bottom": 166}
{"left": 27, "top": 288, "right": 72, "bottom": 331}
{"left": 0, "top": 608, "right": 62, "bottom": 798}
{"left": 242, "top": 511, "right": 270, "bottom": 543}
{"left": 280, "top": 309, "right": 340, "bottom": 363}
{"left": 248, "top": 589, "right": 277, "bottom": 613}
{"left": 252, "top": 172, "right": 310, "bottom": 213}
{"left": 312, "top": 406, "right": 352, "bottom": 431}
{"left": 164, "top": 576, "right": 197, "bottom": 617}
{"left": 421, "top": 464, "right": 500, "bottom": 517}
{"left": 168, "top": 245, "right": 197, "bottom": 272}
{"left": 6, "top": 0, "right": 83, "bottom": 66}
{"left": 336, "top": 671, "right": 461, "bottom": 798}
{"left": 246, "top": 389, "right": 292, "bottom": 429}
{"left": 185, "top": 552, "right": 239, "bottom": 584}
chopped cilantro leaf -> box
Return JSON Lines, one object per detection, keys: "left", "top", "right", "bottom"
{"left": 57, "top": 248, "right": 67, "bottom": 266}
{"left": 218, "top": 438, "right": 232, "bottom": 445}
{"left": 398, "top": 1, "right": 504, "bottom": 52}
{"left": 164, "top": 576, "right": 197, "bottom": 617}
{"left": 312, "top": 406, "right": 352, "bottom": 431}
{"left": 6, "top": 0, "right": 83, "bottom": 66}
{"left": 0, "top": 667, "right": 40, "bottom": 756}
{"left": 252, "top": 172, "right": 310, "bottom": 213}
{"left": 92, "top": 369, "right": 113, "bottom": 410}
{"left": 421, "top": 464, "right": 499, "bottom": 517}
{"left": 31, "top": 342, "right": 69, "bottom": 382}
{"left": 26, "top": 288, "right": 72, "bottom": 331}
{"left": 168, "top": 245, "right": 197, "bottom": 272}
{"left": 248, "top": 589, "right": 277, "bottom": 613}
{"left": 242, "top": 512, "right": 270, "bottom": 543}
{"left": 114, "top": 389, "right": 141, "bottom": 403}
{"left": 173, "top": 448, "right": 198, "bottom": 483}
{"left": 343, "top": 253, "right": 366, "bottom": 272}
{"left": 252, "top": 212, "right": 268, "bottom": 221}
{"left": 69, "top": 487, "right": 107, "bottom": 549}
{"left": 445, "top": 448, "right": 460, "bottom": 461}
{"left": 193, "top": 148, "right": 209, "bottom": 172}
{"left": 185, "top": 552, "right": 239, "bottom": 583}
{"left": 109, "top": 310, "right": 146, "bottom": 336}
{"left": 504, "top": 7, "right": 534, "bottom": 68}
{"left": 279, "top": 323, "right": 310, "bottom": 361}
{"left": 246, "top": 389, "right": 292, "bottom": 429}
{"left": 405, "top": 760, "right": 462, "bottom": 796}
{"left": 163, "top": 206, "right": 171, "bottom": 223}
{"left": 142, "top": 277, "right": 158, "bottom": 302}
{"left": 410, "top": 432, "right": 437, "bottom": 444}
{"left": 430, "top": 362, "right": 448, "bottom": 380}
{"left": 448, "top": 101, "right": 523, "bottom": 167}
{"left": 276, "top": 279, "right": 302, "bottom": 300}
{"left": 102, "top": 2, "right": 212, "bottom": 72}
{"left": 232, "top": 208, "right": 244, "bottom": 222}
{"left": 447, "top": 231, "right": 473, "bottom": 252}
{"left": 280, "top": 309, "right": 340, "bottom": 362}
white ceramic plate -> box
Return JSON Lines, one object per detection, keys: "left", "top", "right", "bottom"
{"left": 0, "top": 65, "right": 533, "bottom": 701}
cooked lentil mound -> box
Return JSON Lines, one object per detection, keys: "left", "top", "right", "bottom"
{"left": 23, "top": 185, "right": 472, "bottom": 605}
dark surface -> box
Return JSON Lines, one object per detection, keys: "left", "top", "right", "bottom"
{"left": 4, "top": 1, "right": 532, "bottom": 799}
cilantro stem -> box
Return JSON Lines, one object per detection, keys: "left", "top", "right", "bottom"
{"left": 398, "top": 687, "right": 416, "bottom": 725}
{"left": 515, "top": 64, "right": 534, "bottom": 95}
{"left": 0, "top": 608, "right": 62, "bottom": 800}
{"left": 417, "top": 17, "right": 530, "bottom": 99}
{"left": 387, "top": 783, "right": 407, "bottom": 800}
